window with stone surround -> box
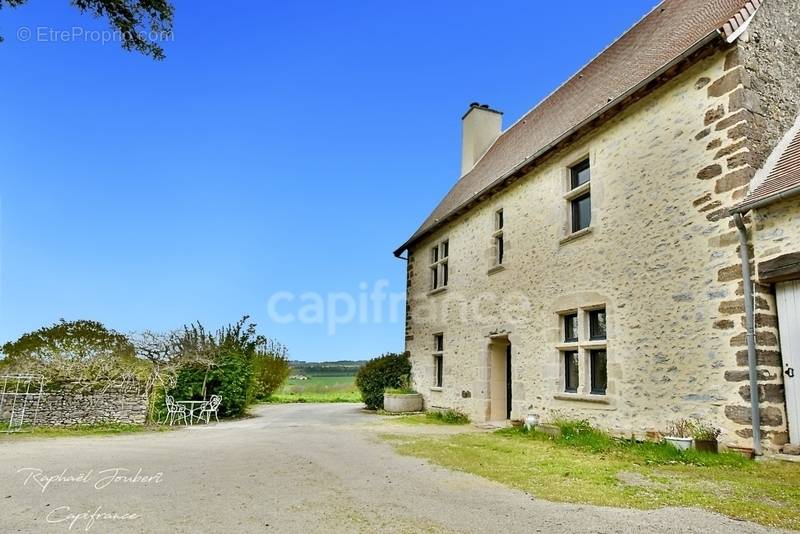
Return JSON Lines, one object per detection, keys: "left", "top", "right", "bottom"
{"left": 493, "top": 209, "right": 504, "bottom": 266}
{"left": 429, "top": 240, "right": 449, "bottom": 291}
{"left": 433, "top": 333, "right": 444, "bottom": 388}
{"left": 558, "top": 306, "right": 607, "bottom": 396}
{"left": 565, "top": 159, "right": 592, "bottom": 234}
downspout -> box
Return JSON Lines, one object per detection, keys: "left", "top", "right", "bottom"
{"left": 733, "top": 212, "right": 762, "bottom": 456}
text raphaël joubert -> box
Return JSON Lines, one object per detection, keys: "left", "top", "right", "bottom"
{"left": 16, "top": 467, "right": 164, "bottom": 493}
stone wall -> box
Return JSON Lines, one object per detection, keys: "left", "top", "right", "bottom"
{"left": 695, "top": 1, "right": 800, "bottom": 448}
{"left": 0, "top": 382, "right": 148, "bottom": 426}
{"left": 737, "top": 0, "right": 800, "bottom": 169}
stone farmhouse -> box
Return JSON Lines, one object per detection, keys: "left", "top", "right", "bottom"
{"left": 394, "top": 0, "right": 800, "bottom": 454}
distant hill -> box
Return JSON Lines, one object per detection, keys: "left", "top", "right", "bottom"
{"left": 289, "top": 360, "right": 366, "bottom": 377}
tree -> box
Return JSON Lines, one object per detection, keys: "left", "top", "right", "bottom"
{"left": 131, "top": 329, "right": 182, "bottom": 421}
{"left": 0, "top": 319, "right": 145, "bottom": 384}
{"left": 0, "top": 0, "right": 174, "bottom": 60}
{"left": 250, "top": 341, "right": 290, "bottom": 401}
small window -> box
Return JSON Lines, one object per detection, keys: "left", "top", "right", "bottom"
{"left": 589, "top": 309, "right": 606, "bottom": 340}
{"left": 564, "top": 351, "right": 579, "bottom": 393}
{"left": 570, "top": 159, "right": 591, "bottom": 189}
{"left": 567, "top": 159, "right": 592, "bottom": 234}
{"left": 590, "top": 350, "right": 607, "bottom": 395}
{"left": 564, "top": 313, "right": 578, "bottom": 342}
{"left": 493, "top": 209, "right": 505, "bottom": 266}
{"left": 434, "top": 355, "right": 443, "bottom": 387}
{"left": 430, "top": 240, "right": 449, "bottom": 290}
{"left": 571, "top": 194, "right": 591, "bottom": 233}
{"left": 433, "top": 333, "right": 444, "bottom": 387}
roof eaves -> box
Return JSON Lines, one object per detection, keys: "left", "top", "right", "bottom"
{"left": 718, "top": 0, "right": 761, "bottom": 42}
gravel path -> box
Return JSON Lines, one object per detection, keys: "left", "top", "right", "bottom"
{"left": 0, "top": 403, "right": 787, "bottom": 533}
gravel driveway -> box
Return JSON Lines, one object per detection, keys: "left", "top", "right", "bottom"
{"left": 0, "top": 403, "right": 786, "bottom": 533}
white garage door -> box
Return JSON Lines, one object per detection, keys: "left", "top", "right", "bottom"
{"left": 776, "top": 281, "right": 800, "bottom": 444}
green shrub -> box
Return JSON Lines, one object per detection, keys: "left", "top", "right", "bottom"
{"left": 250, "top": 352, "right": 291, "bottom": 401}
{"left": 426, "top": 409, "right": 469, "bottom": 425}
{"left": 172, "top": 350, "right": 253, "bottom": 417}
{"left": 355, "top": 352, "right": 411, "bottom": 410}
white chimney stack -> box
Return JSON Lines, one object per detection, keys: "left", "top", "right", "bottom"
{"left": 461, "top": 102, "right": 502, "bottom": 176}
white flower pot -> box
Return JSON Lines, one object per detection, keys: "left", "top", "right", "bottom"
{"left": 664, "top": 436, "right": 693, "bottom": 451}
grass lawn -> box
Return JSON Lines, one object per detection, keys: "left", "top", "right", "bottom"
{"left": 384, "top": 424, "right": 800, "bottom": 530}
{"left": 0, "top": 423, "right": 173, "bottom": 440}
{"left": 269, "top": 375, "right": 361, "bottom": 403}
{"left": 388, "top": 410, "right": 471, "bottom": 425}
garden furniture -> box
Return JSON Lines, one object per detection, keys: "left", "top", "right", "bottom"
{"left": 198, "top": 395, "right": 222, "bottom": 423}
{"left": 165, "top": 395, "right": 188, "bottom": 426}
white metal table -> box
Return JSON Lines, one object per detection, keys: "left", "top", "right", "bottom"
{"left": 176, "top": 400, "right": 207, "bottom": 425}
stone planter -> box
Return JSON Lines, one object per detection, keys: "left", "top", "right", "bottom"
{"left": 664, "top": 436, "right": 693, "bottom": 451}
{"left": 383, "top": 393, "right": 423, "bottom": 413}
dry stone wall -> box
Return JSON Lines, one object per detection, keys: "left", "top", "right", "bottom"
{"left": 1, "top": 382, "right": 147, "bottom": 426}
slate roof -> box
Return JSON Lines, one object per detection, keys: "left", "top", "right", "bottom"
{"left": 395, "top": 0, "right": 758, "bottom": 256}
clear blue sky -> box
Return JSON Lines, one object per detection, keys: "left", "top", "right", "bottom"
{"left": 0, "top": 0, "right": 655, "bottom": 361}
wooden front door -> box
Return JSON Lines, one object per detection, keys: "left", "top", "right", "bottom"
{"left": 776, "top": 280, "right": 800, "bottom": 443}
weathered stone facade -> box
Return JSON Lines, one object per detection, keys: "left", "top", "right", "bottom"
{"left": 403, "top": 5, "right": 799, "bottom": 452}
{"left": 1, "top": 382, "right": 148, "bottom": 426}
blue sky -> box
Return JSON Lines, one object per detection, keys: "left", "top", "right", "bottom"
{"left": 0, "top": 0, "right": 656, "bottom": 361}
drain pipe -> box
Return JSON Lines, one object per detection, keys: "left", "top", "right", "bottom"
{"left": 733, "top": 212, "right": 762, "bottom": 456}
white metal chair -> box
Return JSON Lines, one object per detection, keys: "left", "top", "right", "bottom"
{"left": 165, "top": 395, "right": 188, "bottom": 426}
{"left": 198, "top": 395, "right": 221, "bottom": 423}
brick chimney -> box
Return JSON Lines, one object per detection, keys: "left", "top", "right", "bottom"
{"left": 461, "top": 103, "right": 502, "bottom": 176}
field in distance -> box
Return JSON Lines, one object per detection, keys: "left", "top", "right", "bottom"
{"left": 270, "top": 360, "right": 365, "bottom": 403}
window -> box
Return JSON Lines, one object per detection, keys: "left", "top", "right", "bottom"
{"left": 564, "top": 351, "right": 579, "bottom": 393}
{"left": 566, "top": 159, "right": 592, "bottom": 234}
{"left": 570, "top": 159, "right": 591, "bottom": 188}
{"left": 571, "top": 194, "right": 591, "bottom": 233}
{"left": 590, "top": 350, "right": 607, "bottom": 395}
{"left": 558, "top": 306, "right": 608, "bottom": 396}
{"left": 563, "top": 313, "right": 578, "bottom": 342}
{"left": 589, "top": 309, "right": 606, "bottom": 340}
{"left": 493, "top": 209, "right": 504, "bottom": 266}
{"left": 433, "top": 333, "right": 444, "bottom": 388}
{"left": 430, "top": 240, "right": 449, "bottom": 290}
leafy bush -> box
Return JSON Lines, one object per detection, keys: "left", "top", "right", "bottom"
{"left": 426, "top": 409, "right": 469, "bottom": 425}
{"left": 0, "top": 319, "right": 147, "bottom": 385}
{"left": 250, "top": 352, "right": 291, "bottom": 401}
{"left": 169, "top": 317, "right": 287, "bottom": 417}
{"left": 355, "top": 352, "right": 411, "bottom": 410}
